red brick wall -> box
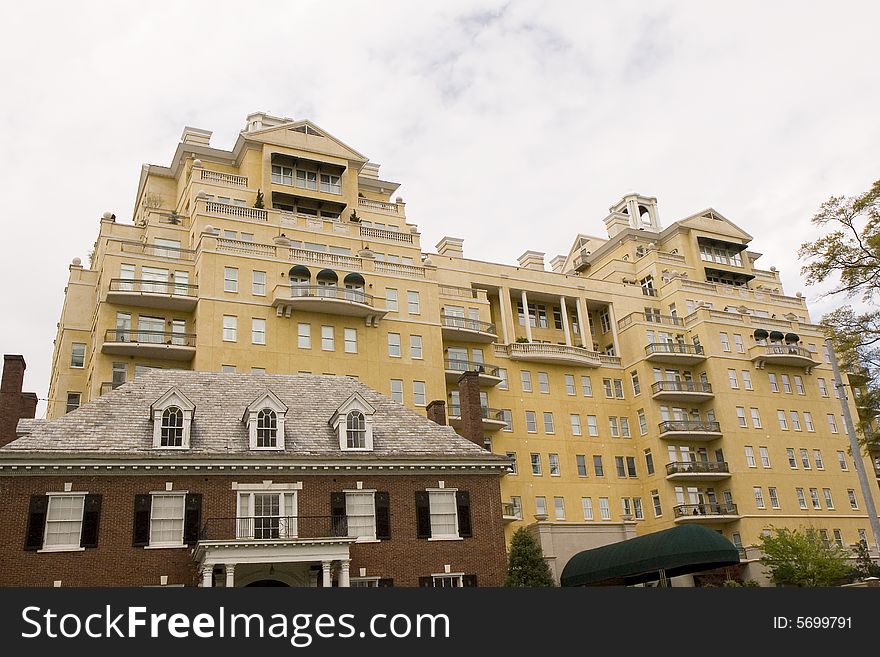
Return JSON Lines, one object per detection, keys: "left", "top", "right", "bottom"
{"left": 0, "top": 471, "right": 506, "bottom": 587}
{"left": 0, "top": 355, "right": 37, "bottom": 447}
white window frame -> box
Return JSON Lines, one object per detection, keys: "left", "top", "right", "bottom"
{"left": 224, "top": 267, "right": 239, "bottom": 293}
{"left": 40, "top": 492, "right": 87, "bottom": 553}
{"left": 222, "top": 315, "right": 237, "bottom": 342}
{"left": 345, "top": 490, "right": 377, "bottom": 542}
{"left": 344, "top": 328, "right": 358, "bottom": 354}
{"left": 297, "top": 323, "right": 311, "bottom": 349}
{"left": 427, "top": 488, "right": 460, "bottom": 541}
{"left": 251, "top": 318, "right": 266, "bottom": 345}
{"left": 148, "top": 492, "right": 186, "bottom": 549}
{"left": 252, "top": 271, "right": 266, "bottom": 296}
{"left": 321, "top": 325, "right": 334, "bottom": 351}
{"left": 70, "top": 343, "right": 86, "bottom": 368}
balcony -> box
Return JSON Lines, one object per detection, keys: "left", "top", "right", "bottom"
{"left": 645, "top": 342, "right": 706, "bottom": 365}
{"left": 359, "top": 225, "right": 414, "bottom": 244}
{"left": 198, "top": 168, "right": 248, "bottom": 188}
{"left": 102, "top": 330, "right": 196, "bottom": 361}
{"left": 106, "top": 279, "right": 198, "bottom": 312}
{"left": 448, "top": 407, "right": 508, "bottom": 432}
{"left": 651, "top": 380, "right": 714, "bottom": 402}
{"left": 498, "top": 342, "right": 621, "bottom": 368}
{"left": 673, "top": 503, "right": 740, "bottom": 524}
{"left": 440, "top": 314, "right": 498, "bottom": 343}
{"left": 658, "top": 420, "right": 722, "bottom": 441}
{"left": 271, "top": 285, "right": 387, "bottom": 325}
{"left": 665, "top": 461, "right": 731, "bottom": 481}
{"left": 444, "top": 359, "right": 503, "bottom": 386}
{"left": 358, "top": 197, "right": 402, "bottom": 216}
{"left": 750, "top": 344, "right": 820, "bottom": 373}
{"left": 502, "top": 502, "right": 522, "bottom": 523}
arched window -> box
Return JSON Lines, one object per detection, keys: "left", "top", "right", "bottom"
{"left": 343, "top": 272, "right": 366, "bottom": 302}
{"left": 346, "top": 411, "right": 366, "bottom": 449}
{"left": 257, "top": 408, "right": 278, "bottom": 447}
{"left": 289, "top": 265, "right": 311, "bottom": 297}
{"left": 316, "top": 269, "right": 339, "bottom": 298}
{"left": 161, "top": 406, "right": 184, "bottom": 447}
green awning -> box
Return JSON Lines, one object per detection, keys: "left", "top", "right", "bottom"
{"left": 560, "top": 525, "right": 740, "bottom": 587}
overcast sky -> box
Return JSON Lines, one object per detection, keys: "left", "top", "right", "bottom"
{"left": 2, "top": 1, "right": 878, "bottom": 415}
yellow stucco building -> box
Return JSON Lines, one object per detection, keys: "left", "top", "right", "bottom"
{"left": 47, "top": 112, "right": 880, "bottom": 582}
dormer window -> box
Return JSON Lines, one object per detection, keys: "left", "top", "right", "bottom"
{"left": 346, "top": 411, "right": 366, "bottom": 448}
{"left": 161, "top": 407, "right": 184, "bottom": 447}
{"left": 151, "top": 387, "right": 195, "bottom": 449}
{"left": 330, "top": 392, "right": 376, "bottom": 452}
{"left": 257, "top": 409, "right": 278, "bottom": 447}
{"left": 243, "top": 390, "right": 287, "bottom": 451}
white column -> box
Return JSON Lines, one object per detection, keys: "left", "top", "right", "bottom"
{"left": 201, "top": 566, "right": 213, "bottom": 588}
{"left": 607, "top": 304, "right": 621, "bottom": 356}
{"left": 497, "top": 289, "right": 511, "bottom": 344}
{"left": 225, "top": 564, "right": 235, "bottom": 588}
{"left": 559, "top": 297, "right": 572, "bottom": 346}
{"left": 339, "top": 560, "right": 351, "bottom": 587}
{"left": 321, "top": 560, "right": 332, "bottom": 588}
{"left": 521, "top": 290, "right": 533, "bottom": 342}
{"left": 576, "top": 297, "right": 591, "bottom": 349}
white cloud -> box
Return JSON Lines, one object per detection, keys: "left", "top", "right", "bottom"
{"left": 1, "top": 0, "right": 878, "bottom": 412}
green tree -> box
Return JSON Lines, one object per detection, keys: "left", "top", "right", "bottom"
{"left": 504, "top": 528, "right": 555, "bottom": 587}
{"left": 853, "top": 539, "right": 880, "bottom": 579}
{"left": 254, "top": 189, "right": 264, "bottom": 209}
{"left": 799, "top": 179, "right": 880, "bottom": 441}
{"left": 758, "top": 527, "right": 852, "bottom": 587}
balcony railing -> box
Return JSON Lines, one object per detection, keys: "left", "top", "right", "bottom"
{"left": 645, "top": 343, "right": 704, "bottom": 357}
{"left": 109, "top": 278, "right": 198, "bottom": 297}
{"left": 205, "top": 201, "right": 268, "bottom": 222}
{"left": 500, "top": 341, "right": 620, "bottom": 367}
{"left": 104, "top": 329, "right": 196, "bottom": 347}
{"left": 665, "top": 461, "right": 729, "bottom": 476}
{"left": 659, "top": 420, "right": 721, "bottom": 434}
{"left": 449, "top": 407, "right": 506, "bottom": 422}
{"left": 502, "top": 502, "right": 522, "bottom": 520}
{"left": 199, "top": 169, "right": 248, "bottom": 187}
{"left": 617, "top": 312, "right": 684, "bottom": 329}
{"left": 440, "top": 314, "right": 496, "bottom": 335}
{"left": 118, "top": 240, "right": 196, "bottom": 261}
{"left": 439, "top": 285, "right": 481, "bottom": 299}
{"left": 359, "top": 225, "right": 413, "bottom": 244}
{"left": 673, "top": 503, "right": 738, "bottom": 518}
{"left": 651, "top": 381, "right": 713, "bottom": 394}
{"left": 757, "top": 344, "right": 815, "bottom": 359}
{"left": 284, "top": 285, "right": 374, "bottom": 305}
{"left": 199, "top": 516, "right": 348, "bottom": 541}
{"left": 358, "top": 197, "right": 401, "bottom": 214}
{"left": 373, "top": 261, "right": 427, "bottom": 278}
{"left": 444, "top": 359, "right": 501, "bottom": 377}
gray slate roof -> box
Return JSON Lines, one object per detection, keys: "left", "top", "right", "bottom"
{"left": 4, "top": 371, "right": 501, "bottom": 462}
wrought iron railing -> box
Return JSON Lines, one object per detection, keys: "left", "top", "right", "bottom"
{"left": 103, "top": 329, "right": 196, "bottom": 347}
{"left": 665, "top": 461, "right": 729, "bottom": 476}
{"left": 440, "top": 314, "right": 496, "bottom": 334}
{"left": 659, "top": 420, "right": 721, "bottom": 434}
{"left": 199, "top": 516, "right": 348, "bottom": 541}
{"left": 443, "top": 359, "right": 500, "bottom": 377}
{"left": 645, "top": 343, "right": 704, "bottom": 357}
{"left": 651, "top": 381, "right": 713, "bottom": 394}
{"left": 673, "top": 503, "right": 738, "bottom": 518}
{"left": 282, "top": 284, "right": 374, "bottom": 304}
{"left": 109, "top": 278, "right": 198, "bottom": 296}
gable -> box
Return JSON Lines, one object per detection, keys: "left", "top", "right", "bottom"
{"left": 150, "top": 387, "right": 195, "bottom": 415}
{"left": 242, "top": 389, "right": 288, "bottom": 420}
{"left": 677, "top": 209, "right": 753, "bottom": 242}
{"left": 242, "top": 119, "right": 368, "bottom": 165}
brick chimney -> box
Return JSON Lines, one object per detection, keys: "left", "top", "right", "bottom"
{"left": 426, "top": 400, "right": 447, "bottom": 426}
{"left": 457, "top": 371, "right": 484, "bottom": 447}
{"left": 0, "top": 355, "right": 38, "bottom": 447}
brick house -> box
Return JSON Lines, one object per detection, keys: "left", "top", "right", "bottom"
{"left": 0, "top": 370, "right": 509, "bottom": 587}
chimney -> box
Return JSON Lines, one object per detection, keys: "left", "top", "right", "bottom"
{"left": 549, "top": 255, "right": 567, "bottom": 273}
{"left": 436, "top": 237, "right": 464, "bottom": 259}
{"left": 0, "top": 355, "right": 37, "bottom": 447}
{"left": 426, "top": 400, "right": 447, "bottom": 426}
{"left": 180, "top": 126, "right": 212, "bottom": 146}
{"left": 517, "top": 251, "right": 545, "bottom": 271}
{"left": 456, "top": 371, "right": 484, "bottom": 447}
